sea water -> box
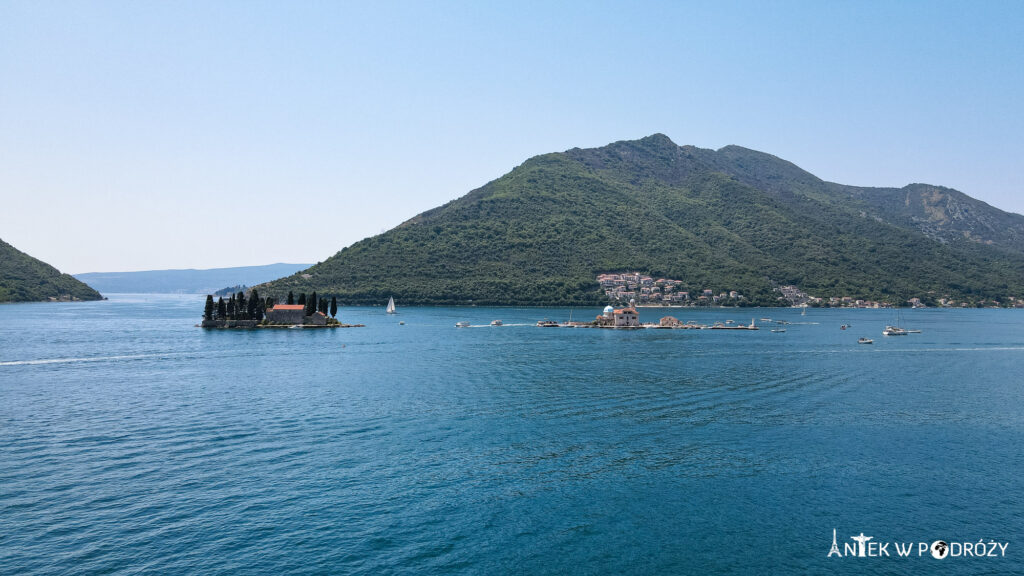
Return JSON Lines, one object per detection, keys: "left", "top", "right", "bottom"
{"left": 1, "top": 295, "right": 1022, "bottom": 574}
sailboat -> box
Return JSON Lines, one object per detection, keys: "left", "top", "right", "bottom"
{"left": 883, "top": 301, "right": 907, "bottom": 336}
{"left": 386, "top": 296, "right": 396, "bottom": 314}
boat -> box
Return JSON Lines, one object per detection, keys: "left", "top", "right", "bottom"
{"left": 385, "top": 296, "right": 396, "bottom": 314}
{"left": 770, "top": 328, "right": 786, "bottom": 333}
{"left": 882, "top": 325, "right": 908, "bottom": 336}
{"left": 399, "top": 321, "right": 405, "bottom": 325}
{"left": 858, "top": 337, "right": 873, "bottom": 344}
{"left": 288, "top": 325, "right": 303, "bottom": 329}
{"left": 455, "top": 321, "right": 470, "bottom": 328}
{"left": 883, "top": 299, "right": 914, "bottom": 336}
{"left": 490, "top": 320, "right": 503, "bottom": 326}
{"left": 536, "top": 319, "right": 559, "bottom": 327}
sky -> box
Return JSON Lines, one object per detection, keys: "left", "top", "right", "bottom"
{"left": 2, "top": 1, "right": 1023, "bottom": 273}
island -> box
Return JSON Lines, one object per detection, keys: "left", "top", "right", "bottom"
{"left": 199, "top": 289, "right": 363, "bottom": 329}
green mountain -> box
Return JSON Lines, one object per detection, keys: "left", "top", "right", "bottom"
{"left": 0, "top": 239, "right": 103, "bottom": 302}
{"left": 258, "top": 134, "right": 1024, "bottom": 306}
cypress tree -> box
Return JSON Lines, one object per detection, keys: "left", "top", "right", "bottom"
{"left": 306, "top": 291, "right": 317, "bottom": 316}
{"left": 227, "top": 295, "right": 236, "bottom": 319}
{"left": 248, "top": 289, "right": 260, "bottom": 320}
{"left": 287, "top": 291, "right": 294, "bottom": 305}
{"left": 265, "top": 296, "right": 274, "bottom": 309}
{"left": 318, "top": 297, "right": 327, "bottom": 315}
{"left": 217, "top": 297, "right": 226, "bottom": 319}
{"left": 204, "top": 295, "right": 214, "bottom": 320}
{"left": 298, "top": 293, "right": 306, "bottom": 306}
{"left": 330, "top": 296, "right": 337, "bottom": 318}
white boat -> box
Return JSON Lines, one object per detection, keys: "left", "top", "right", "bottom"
{"left": 490, "top": 320, "right": 503, "bottom": 326}
{"left": 386, "top": 296, "right": 396, "bottom": 314}
{"left": 770, "top": 328, "right": 786, "bottom": 333}
{"left": 858, "top": 337, "right": 873, "bottom": 344}
{"left": 455, "top": 321, "right": 470, "bottom": 328}
{"left": 883, "top": 325, "right": 908, "bottom": 336}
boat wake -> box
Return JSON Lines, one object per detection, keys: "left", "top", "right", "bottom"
{"left": 0, "top": 353, "right": 180, "bottom": 367}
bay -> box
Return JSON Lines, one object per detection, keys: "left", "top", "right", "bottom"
{"left": 1, "top": 295, "right": 1022, "bottom": 574}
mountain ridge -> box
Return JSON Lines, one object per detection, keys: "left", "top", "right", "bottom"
{"left": 75, "top": 263, "right": 313, "bottom": 294}
{"left": 257, "top": 135, "right": 1024, "bottom": 306}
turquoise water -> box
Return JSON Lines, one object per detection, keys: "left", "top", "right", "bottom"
{"left": 1, "top": 295, "right": 1022, "bottom": 574}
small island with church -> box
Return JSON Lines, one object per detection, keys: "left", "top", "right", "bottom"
{"left": 199, "top": 289, "right": 363, "bottom": 329}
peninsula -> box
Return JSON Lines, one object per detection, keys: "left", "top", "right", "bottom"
{"left": 0, "top": 238, "right": 102, "bottom": 302}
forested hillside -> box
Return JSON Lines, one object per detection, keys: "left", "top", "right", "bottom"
{"left": 259, "top": 135, "right": 1024, "bottom": 306}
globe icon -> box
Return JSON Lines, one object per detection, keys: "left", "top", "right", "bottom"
{"left": 931, "top": 540, "right": 949, "bottom": 559}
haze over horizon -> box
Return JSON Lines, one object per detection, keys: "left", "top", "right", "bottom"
{"left": 3, "top": 1, "right": 1023, "bottom": 274}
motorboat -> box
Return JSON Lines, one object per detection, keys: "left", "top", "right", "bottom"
{"left": 536, "top": 319, "right": 559, "bottom": 327}
{"left": 490, "top": 320, "right": 503, "bottom": 326}
{"left": 858, "top": 337, "right": 873, "bottom": 344}
{"left": 455, "top": 321, "right": 471, "bottom": 328}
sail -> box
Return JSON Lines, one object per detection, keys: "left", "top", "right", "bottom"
{"left": 386, "top": 296, "right": 396, "bottom": 314}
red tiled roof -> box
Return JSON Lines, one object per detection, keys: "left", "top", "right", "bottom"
{"left": 272, "top": 304, "right": 305, "bottom": 310}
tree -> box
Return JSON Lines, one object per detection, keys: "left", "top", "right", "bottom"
{"left": 204, "top": 295, "right": 214, "bottom": 320}
{"left": 217, "top": 297, "right": 226, "bottom": 319}
{"left": 265, "top": 296, "right": 274, "bottom": 309}
{"left": 237, "top": 291, "right": 247, "bottom": 319}
{"left": 227, "top": 295, "right": 236, "bottom": 319}
{"left": 254, "top": 298, "right": 265, "bottom": 322}
{"left": 330, "top": 296, "right": 337, "bottom": 318}
{"left": 248, "top": 289, "right": 260, "bottom": 320}
{"left": 287, "top": 291, "right": 294, "bottom": 305}
{"left": 318, "top": 297, "right": 328, "bottom": 315}
{"left": 306, "top": 291, "right": 318, "bottom": 316}
{"left": 298, "top": 293, "right": 306, "bottom": 305}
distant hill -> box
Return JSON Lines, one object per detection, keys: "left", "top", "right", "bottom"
{"left": 0, "top": 238, "right": 103, "bottom": 302}
{"left": 257, "top": 134, "right": 1024, "bottom": 306}
{"left": 75, "top": 263, "right": 312, "bottom": 294}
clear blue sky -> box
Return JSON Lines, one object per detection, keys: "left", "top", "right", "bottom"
{"left": 3, "top": 1, "right": 1023, "bottom": 273}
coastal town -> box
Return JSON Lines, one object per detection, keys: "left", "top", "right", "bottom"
{"left": 600, "top": 273, "right": 1024, "bottom": 308}
{"left": 598, "top": 273, "right": 745, "bottom": 305}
